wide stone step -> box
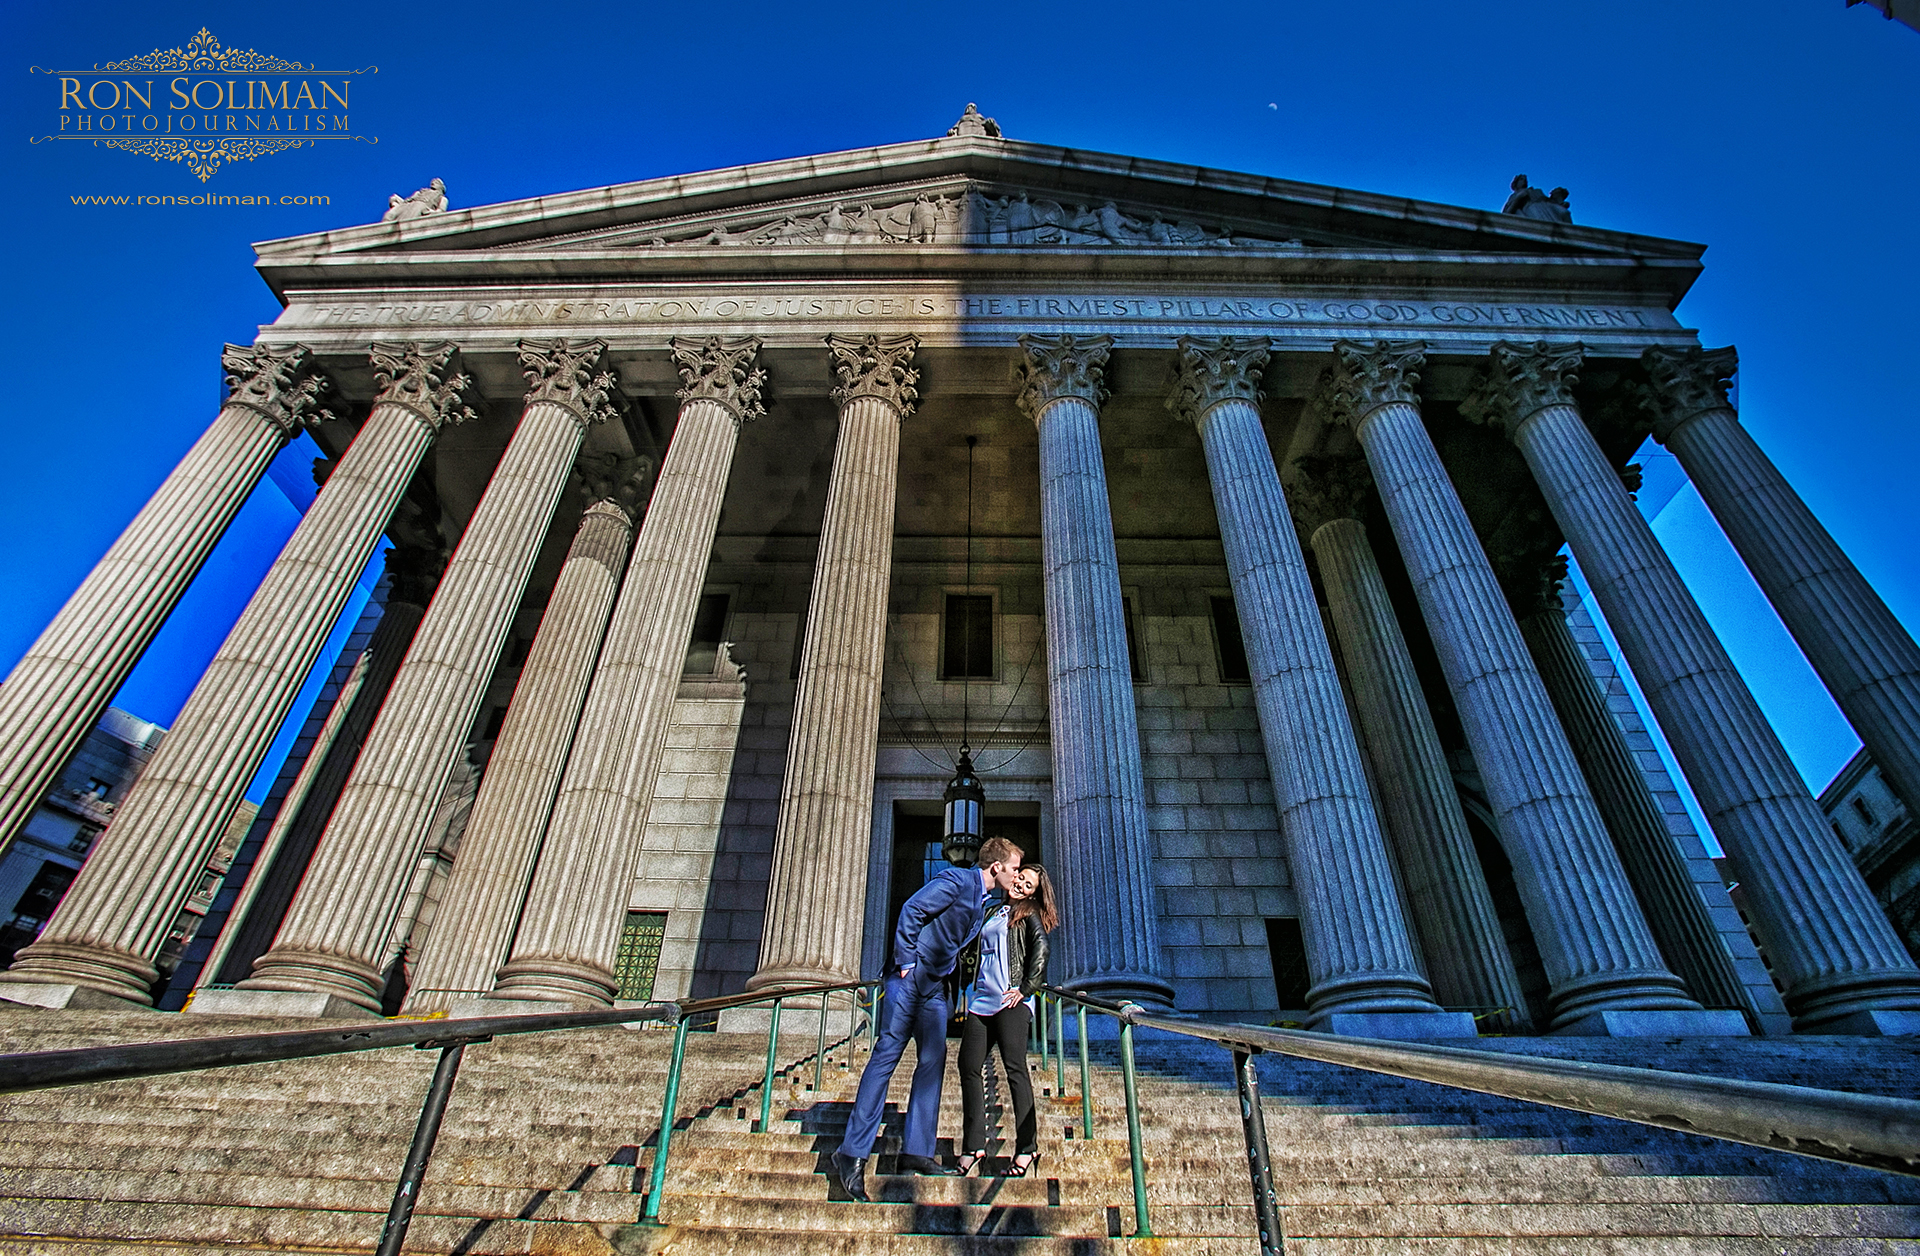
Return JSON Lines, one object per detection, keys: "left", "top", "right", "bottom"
{"left": 653, "top": 1193, "right": 1253, "bottom": 1238}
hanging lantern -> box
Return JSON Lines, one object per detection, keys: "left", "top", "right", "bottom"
{"left": 942, "top": 749, "right": 985, "bottom": 866}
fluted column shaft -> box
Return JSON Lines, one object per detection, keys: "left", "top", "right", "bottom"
{"left": 1312, "top": 516, "right": 1528, "bottom": 1024}
{"left": 243, "top": 341, "right": 618, "bottom": 1012}
{"left": 1501, "top": 394, "right": 1920, "bottom": 1026}
{"left": 1185, "top": 390, "right": 1436, "bottom": 1018}
{"left": 501, "top": 339, "right": 764, "bottom": 1006}
{"left": 1335, "top": 388, "right": 1692, "bottom": 1026}
{"left": 1019, "top": 362, "right": 1171, "bottom": 1004}
{"left": 2, "top": 346, "right": 464, "bottom": 1003}
{"left": 0, "top": 345, "right": 328, "bottom": 852}
{"left": 1518, "top": 597, "right": 1756, "bottom": 1018}
{"left": 1661, "top": 398, "right": 1920, "bottom": 818}
{"left": 751, "top": 392, "right": 907, "bottom": 989}
{"left": 405, "top": 501, "right": 635, "bottom": 1010}
{"left": 202, "top": 575, "right": 433, "bottom": 987}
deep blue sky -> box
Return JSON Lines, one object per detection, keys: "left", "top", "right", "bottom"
{"left": 3, "top": 1, "right": 1914, "bottom": 803}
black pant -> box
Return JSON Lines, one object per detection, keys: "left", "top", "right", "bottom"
{"left": 957, "top": 1004, "right": 1036, "bottom": 1156}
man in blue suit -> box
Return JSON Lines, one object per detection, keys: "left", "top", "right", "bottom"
{"left": 832, "top": 836, "right": 1024, "bottom": 1201}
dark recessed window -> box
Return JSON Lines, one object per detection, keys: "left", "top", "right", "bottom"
{"left": 685, "top": 593, "right": 731, "bottom": 675}
{"left": 1210, "top": 595, "right": 1251, "bottom": 684}
{"left": 1122, "top": 595, "right": 1144, "bottom": 682}
{"left": 942, "top": 594, "right": 994, "bottom": 679}
{"left": 1265, "top": 917, "right": 1311, "bottom": 1009}
{"left": 1851, "top": 795, "right": 1877, "bottom": 827}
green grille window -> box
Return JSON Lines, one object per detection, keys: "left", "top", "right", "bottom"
{"left": 613, "top": 911, "right": 667, "bottom": 1000}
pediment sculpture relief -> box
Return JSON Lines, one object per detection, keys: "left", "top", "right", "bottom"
{"left": 630, "top": 185, "right": 1307, "bottom": 250}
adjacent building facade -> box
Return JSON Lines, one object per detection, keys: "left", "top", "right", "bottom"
{"left": 3, "top": 111, "right": 1918, "bottom": 1037}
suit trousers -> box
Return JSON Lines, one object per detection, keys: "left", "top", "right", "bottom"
{"left": 958, "top": 1004, "right": 1036, "bottom": 1155}
{"left": 838, "top": 968, "right": 950, "bottom": 1160}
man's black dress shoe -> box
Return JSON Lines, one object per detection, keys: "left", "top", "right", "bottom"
{"left": 831, "top": 1151, "right": 870, "bottom": 1202}
{"left": 897, "top": 1154, "right": 963, "bottom": 1176}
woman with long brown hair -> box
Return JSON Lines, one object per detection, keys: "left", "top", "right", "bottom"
{"left": 954, "top": 861, "right": 1059, "bottom": 1177}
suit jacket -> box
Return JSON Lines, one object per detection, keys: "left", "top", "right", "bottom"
{"left": 892, "top": 865, "right": 987, "bottom": 979}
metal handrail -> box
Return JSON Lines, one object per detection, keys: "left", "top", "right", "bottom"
{"left": 1040, "top": 983, "right": 1920, "bottom": 1253}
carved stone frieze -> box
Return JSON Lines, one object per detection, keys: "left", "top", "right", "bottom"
{"left": 1642, "top": 345, "right": 1739, "bottom": 442}
{"left": 220, "top": 343, "right": 335, "bottom": 437}
{"left": 827, "top": 334, "right": 919, "bottom": 417}
{"left": 1165, "top": 336, "right": 1270, "bottom": 424}
{"left": 1283, "top": 452, "right": 1375, "bottom": 534}
{"left": 1015, "top": 334, "right": 1113, "bottom": 422}
{"left": 1461, "top": 341, "right": 1586, "bottom": 438}
{"left": 618, "top": 181, "right": 1307, "bottom": 252}
{"left": 670, "top": 336, "right": 767, "bottom": 425}
{"left": 518, "top": 338, "right": 623, "bottom": 428}
{"left": 369, "top": 342, "right": 478, "bottom": 433}
{"left": 1314, "top": 341, "right": 1426, "bottom": 430}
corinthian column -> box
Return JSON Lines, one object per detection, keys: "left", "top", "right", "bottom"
{"left": 1, "top": 344, "right": 471, "bottom": 1005}
{"left": 1320, "top": 341, "right": 1699, "bottom": 1032}
{"left": 1644, "top": 346, "right": 1920, "bottom": 819}
{"left": 1288, "top": 455, "right": 1528, "bottom": 1029}
{"left": 407, "top": 458, "right": 654, "bottom": 1011}
{"left": 1013, "top": 335, "right": 1173, "bottom": 1007}
{"left": 747, "top": 335, "right": 919, "bottom": 993}
{"left": 0, "top": 344, "right": 330, "bottom": 853}
{"left": 1467, "top": 341, "right": 1920, "bottom": 1031}
{"left": 494, "top": 339, "right": 764, "bottom": 1006}
{"left": 1507, "top": 556, "right": 1756, "bottom": 1022}
{"left": 238, "top": 339, "right": 622, "bottom": 1013}
{"left": 1167, "top": 338, "right": 1446, "bottom": 1030}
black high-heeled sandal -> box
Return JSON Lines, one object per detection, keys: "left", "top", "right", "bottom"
{"left": 1007, "top": 1152, "right": 1038, "bottom": 1177}
{"left": 955, "top": 1150, "right": 985, "bottom": 1177}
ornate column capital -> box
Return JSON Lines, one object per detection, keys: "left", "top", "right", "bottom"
{"left": 826, "top": 334, "right": 919, "bottom": 416}
{"left": 1314, "top": 341, "right": 1426, "bottom": 429}
{"left": 670, "top": 336, "right": 767, "bottom": 425}
{"left": 1283, "top": 453, "right": 1375, "bottom": 534}
{"left": 221, "top": 343, "right": 336, "bottom": 437}
{"left": 572, "top": 451, "right": 656, "bottom": 520}
{"left": 519, "top": 338, "right": 623, "bottom": 429}
{"left": 1641, "top": 345, "right": 1739, "bottom": 442}
{"left": 369, "top": 342, "right": 478, "bottom": 433}
{"left": 1461, "top": 340, "right": 1586, "bottom": 439}
{"left": 1165, "top": 336, "right": 1269, "bottom": 425}
{"left": 1017, "top": 334, "right": 1114, "bottom": 422}
{"left": 384, "top": 541, "right": 449, "bottom": 608}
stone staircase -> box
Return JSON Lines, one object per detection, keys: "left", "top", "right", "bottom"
{"left": 0, "top": 1004, "right": 1913, "bottom": 1253}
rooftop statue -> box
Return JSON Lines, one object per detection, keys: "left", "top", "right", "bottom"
{"left": 946, "top": 102, "right": 1002, "bottom": 139}
{"left": 382, "top": 178, "right": 449, "bottom": 223}
{"left": 1501, "top": 174, "right": 1573, "bottom": 224}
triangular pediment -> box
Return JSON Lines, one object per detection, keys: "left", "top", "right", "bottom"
{"left": 254, "top": 128, "right": 1702, "bottom": 301}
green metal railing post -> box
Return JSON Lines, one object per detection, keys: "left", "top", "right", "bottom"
{"left": 1117, "top": 1009, "right": 1152, "bottom": 1238}
{"left": 1054, "top": 995, "right": 1066, "bottom": 1098}
{"left": 375, "top": 1040, "right": 469, "bottom": 1256}
{"left": 639, "top": 1015, "right": 690, "bottom": 1224}
{"left": 1039, "top": 994, "right": 1051, "bottom": 1076}
{"left": 813, "top": 993, "right": 827, "bottom": 1092}
{"left": 1233, "top": 1048, "right": 1285, "bottom": 1255}
{"left": 755, "top": 997, "right": 783, "bottom": 1133}
{"left": 1076, "top": 1002, "right": 1092, "bottom": 1140}
{"left": 867, "top": 984, "right": 879, "bottom": 1054}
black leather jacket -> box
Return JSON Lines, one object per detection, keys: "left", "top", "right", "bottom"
{"left": 955, "top": 905, "right": 1049, "bottom": 1004}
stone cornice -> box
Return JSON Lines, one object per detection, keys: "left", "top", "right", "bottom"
{"left": 1165, "top": 336, "right": 1268, "bottom": 426}
{"left": 1315, "top": 341, "right": 1426, "bottom": 430}
{"left": 1461, "top": 340, "right": 1585, "bottom": 439}
{"left": 1642, "top": 344, "right": 1738, "bottom": 443}
{"left": 827, "top": 334, "right": 919, "bottom": 416}
{"left": 221, "top": 343, "right": 335, "bottom": 437}
{"left": 670, "top": 336, "right": 767, "bottom": 425}
{"left": 1016, "top": 334, "right": 1113, "bottom": 422}
{"left": 368, "top": 342, "right": 477, "bottom": 433}
{"left": 518, "top": 338, "right": 623, "bottom": 428}
{"left": 1283, "top": 453, "right": 1374, "bottom": 534}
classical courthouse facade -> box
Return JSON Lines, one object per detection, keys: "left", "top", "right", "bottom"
{"left": 3, "top": 109, "right": 1918, "bottom": 1039}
